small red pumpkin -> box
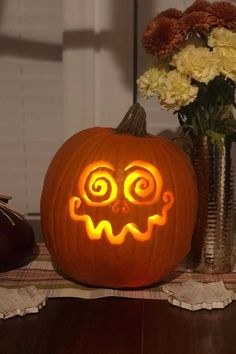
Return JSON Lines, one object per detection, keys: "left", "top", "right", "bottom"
{"left": 41, "top": 104, "right": 197, "bottom": 288}
{"left": 0, "top": 196, "right": 35, "bottom": 272}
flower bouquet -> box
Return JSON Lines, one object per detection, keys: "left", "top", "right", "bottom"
{"left": 137, "top": 0, "right": 236, "bottom": 147}
{"left": 137, "top": 0, "right": 236, "bottom": 274}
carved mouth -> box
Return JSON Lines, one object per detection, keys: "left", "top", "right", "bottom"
{"left": 69, "top": 193, "right": 174, "bottom": 245}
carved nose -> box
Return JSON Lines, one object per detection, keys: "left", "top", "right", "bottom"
{"left": 111, "top": 199, "right": 130, "bottom": 214}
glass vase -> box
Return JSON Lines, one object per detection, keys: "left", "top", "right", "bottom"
{"left": 191, "top": 134, "right": 236, "bottom": 274}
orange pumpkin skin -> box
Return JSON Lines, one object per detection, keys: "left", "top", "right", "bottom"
{"left": 41, "top": 127, "right": 197, "bottom": 288}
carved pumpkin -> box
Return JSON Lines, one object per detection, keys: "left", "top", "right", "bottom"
{"left": 41, "top": 104, "right": 197, "bottom": 288}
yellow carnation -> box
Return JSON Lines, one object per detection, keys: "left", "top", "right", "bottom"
{"left": 137, "top": 67, "right": 167, "bottom": 98}
{"left": 208, "top": 27, "right": 236, "bottom": 48}
{"left": 172, "top": 45, "right": 220, "bottom": 84}
{"left": 158, "top": 70, "right": 198, "bottom": 110}
{"left": 213, "top": 47, "right": 236, "bottom": 81}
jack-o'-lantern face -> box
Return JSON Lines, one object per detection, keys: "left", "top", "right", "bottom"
{"left": 69, "top": 160, "right": 174, "bottom": 245}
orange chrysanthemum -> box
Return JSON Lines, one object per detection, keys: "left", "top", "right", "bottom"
{"left": 143, "top": 17, "right": 185, "bottom": 58}
{"left": 208, "top": 2, "right": 236, "bottom": 31}
{"left": 157, "top": 8, "right": 183, "bottom": 20}
{"left": 181, "top": 11, "right": 218, "bottom": 35}
{"left": 184, "top": 0, "right": 211, "bottom": 14}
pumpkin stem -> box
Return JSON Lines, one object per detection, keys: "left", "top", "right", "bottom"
{"left": 115, "top": 103, "right": 148, "bottom": 137}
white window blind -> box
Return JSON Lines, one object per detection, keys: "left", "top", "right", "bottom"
{"left": 63, "top": 0, "right": 134, "bottom": 137}
{"left": 0, "top": 0, "right": 134, "bottom": 216}
{"left": 0, "top": 0, "right": 63, "bottom": 215}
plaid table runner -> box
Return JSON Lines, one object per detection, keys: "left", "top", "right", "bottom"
{"left": 0, "top": 243, "right": 236, "bottom": 300}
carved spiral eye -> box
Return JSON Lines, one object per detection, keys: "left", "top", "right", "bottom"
{"left": 79, "top": 161, "right": 118, "bottom": 206}
{"left": 124, "top": 161, "right": 163, "bottom": 205}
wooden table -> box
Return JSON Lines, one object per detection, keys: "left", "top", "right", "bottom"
{"left": 1, "top": 296, "right": 236, "bottom": 354}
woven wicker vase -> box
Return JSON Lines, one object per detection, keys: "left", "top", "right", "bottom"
{"left": 191, "top": 135, "right": 235, "bottom": 274}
